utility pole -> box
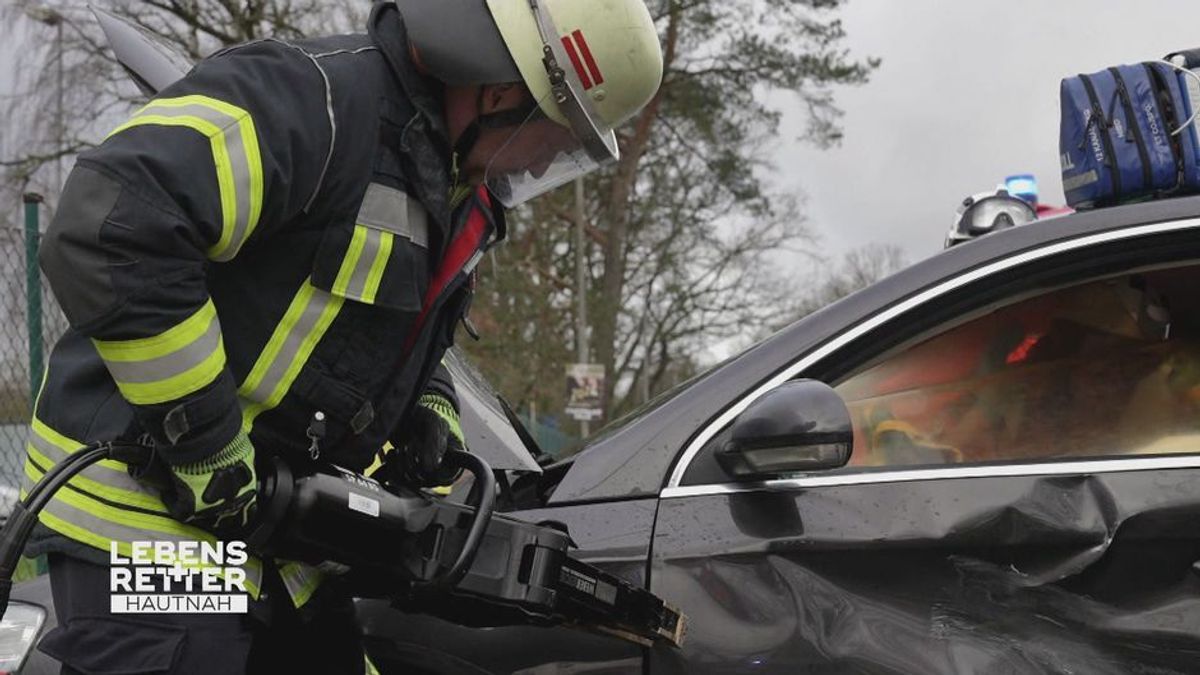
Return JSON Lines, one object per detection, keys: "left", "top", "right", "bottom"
{"left": 27, "top": 6, "right": 65, "bottom": 191}
{"left": 55, "top": 13, "right": 64, "bottom": 192}
{"left": 574, "top": 177, "right": 589, "bottom": 439}
{"left": 528, "top": 399, "right": 538, "bottom": 449}
{"left": 23, "top": 194, "right": 44, "bottom": 405}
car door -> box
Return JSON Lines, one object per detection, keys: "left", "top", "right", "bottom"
{"left": 649, "top": 217, "right": 1200, "bottom": 674}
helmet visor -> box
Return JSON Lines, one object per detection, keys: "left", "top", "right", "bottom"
{"left": 962, "top": 196, "right": 1036, "bottom": 235}
{"left": 484, "top": 88, "right": 618, "bottom": 207}
{"left": 481, "top": 0, "right": 621, "bottom": 207}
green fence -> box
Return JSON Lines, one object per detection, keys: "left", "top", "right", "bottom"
{"left": 0, "top": 195, "right": 69, "bottom": 493}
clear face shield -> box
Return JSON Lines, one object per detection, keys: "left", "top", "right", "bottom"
{"left": 483, "top": 0, "right": 620, "bottom": 207}
{"left": 960, "top": 196, "right": 1036, "bottom": 236}
{"left": 945, "top": 190, "right": 1037, "bottom": 248}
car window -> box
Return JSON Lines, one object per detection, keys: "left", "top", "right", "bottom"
{"left": 834, "top": 265, "right": 1200, "bottom": 467}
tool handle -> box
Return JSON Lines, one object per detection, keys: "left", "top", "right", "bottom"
{"left": 427, "top": 450, "right": 495, "bottom": 588}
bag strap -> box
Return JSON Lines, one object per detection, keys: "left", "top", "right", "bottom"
{"left": 1108, "top": 67, "right": 1152, "bottom": 190}
{"left": 1143, "top": 62, "right": 1185, "bottom": 191}
{"left": 1165, "top": 48, "right": 1200, "bottom": 69}
{"left": 1079, "top": 73, "right": 1121, "bottom": 199}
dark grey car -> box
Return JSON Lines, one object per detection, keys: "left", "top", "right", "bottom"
{"left": 355, "top": 196, "right": 1200, "bottom": 673}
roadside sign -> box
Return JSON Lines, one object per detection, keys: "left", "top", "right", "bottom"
{"left": 565, "top": 364, "right": 605, "bottom": 421}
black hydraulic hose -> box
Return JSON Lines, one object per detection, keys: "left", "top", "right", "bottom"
{"left": 0, "top": 442, "right": 152, "bottom": 616}
{"left": 427, "top": 449, "right": 495, "bottom": 589}
{"left": 0, "top": 439, "right": 494, "bottom": 609}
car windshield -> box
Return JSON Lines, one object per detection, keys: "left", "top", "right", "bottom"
{"left": 558, "top": 349, "right": 745, "bottom": 457}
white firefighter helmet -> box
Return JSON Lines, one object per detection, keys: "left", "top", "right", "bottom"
{"left": 397, "top": 0, "right": 664, "bottom": 206}
{"left": 944, "top": 187, "right": 1037, "bottom": 248}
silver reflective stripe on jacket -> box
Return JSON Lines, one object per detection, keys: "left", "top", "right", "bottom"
{"left": 358, "top": 183, "right": 428, "bottom": 248}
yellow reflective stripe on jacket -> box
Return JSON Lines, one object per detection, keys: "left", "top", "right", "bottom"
{"left": 333, "top": 224, "right": 394, "bottom": 305}
{"left": 30, "top": 415, "right": 127, "bottom": 476}
{"left": 238, "top": 220, "right": 384, "bottom": 428}
{"left": 92, "top": 300, "right": 226, "bottom": 405}
{"left": 361, "top": 229, "right": 393, "bottom": 304}
{"left": 331, "top": 225, "right": 370, "bottom": 298}
{"left": 27, "top": 416, "right": 168, "bottom": 513}
{"left": 108, "top": 95, "right": 264, "bottom": 262}
{"left": 278, "top": 561, "right": 323, "bottom": 608}
{"left": 233, "top": 234, "right": 386, "bottom": 605}
{"left": 21, "top": 457, "right": 263, "bottom": 598}
{"left": 23, "top": 458, "right": 208, "bottom": 549}
{"left": 238, "top": 280, "right": 344, "bottom": 430}
{"left": 25, "top": 444, "right": 167, "bottom": 515}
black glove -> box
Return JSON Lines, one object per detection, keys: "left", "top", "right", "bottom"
{"left": 399, "top": 395, "right": 465, "bottom": 487}
{"left": 142, "top": 432, "right": 258, "bottom": 536}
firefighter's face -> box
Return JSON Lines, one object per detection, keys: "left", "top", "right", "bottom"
{"left": 485, "top": 117, "right": 577, "bottom": 178}
{"left": 464, "top": 84, "right": 580, "bottom": 183}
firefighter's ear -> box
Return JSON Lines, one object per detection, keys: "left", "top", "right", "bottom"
{"left": 481, "top": 83, "right": 525, "bottom": 114}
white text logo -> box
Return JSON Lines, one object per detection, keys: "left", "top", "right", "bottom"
{"left": 109, "top": 541, "right": 250, "bottom": 614}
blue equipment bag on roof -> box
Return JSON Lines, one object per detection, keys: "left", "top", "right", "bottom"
{"left": 1059, "top": 60, "right": 1200, "bottom": 208}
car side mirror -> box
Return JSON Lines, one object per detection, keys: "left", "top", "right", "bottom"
{"left": 715, "top": 379, "right": 853, "bottom": 480}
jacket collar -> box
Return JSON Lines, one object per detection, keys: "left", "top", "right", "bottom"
{"left": 368, "top": 1, "right": 454, "bottom": 226}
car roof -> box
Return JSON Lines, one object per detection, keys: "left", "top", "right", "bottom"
{"left": 549, "top": 195, "right": 1200, "bottom": 503}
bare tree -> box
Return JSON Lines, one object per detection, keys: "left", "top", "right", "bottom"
{"left": 783, "top": 242, "right": 909, "bottom": 324}
{"left": 464, "top": 0, "right": 878, "bottom": 421}
{"left": 2, "top": 0, "right": 879, "bottom": 432}
{"left": 1, "top": 0, "right": 366, "bottom": 214}
{"left": 0, "top": 0, "right": 368, "bottom": 429}
{"left": 587, "top": 0, "right": 878, "bottom": 416}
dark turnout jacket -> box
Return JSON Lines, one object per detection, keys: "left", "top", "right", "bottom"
{"left": 24, "top": 3, "right": 503, "bottom": 601}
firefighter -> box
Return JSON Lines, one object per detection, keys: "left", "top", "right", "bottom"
{"left": 26, "top": 0, "right": 663, "bottom": 672}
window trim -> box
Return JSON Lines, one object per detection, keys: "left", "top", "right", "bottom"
{"left": 661, "top": 454, "right": 1200, "bottom": 499}
{"left": 665, "top": 218, "right": 1200, "bottom": 491}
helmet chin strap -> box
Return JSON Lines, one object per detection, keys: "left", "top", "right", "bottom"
{"left": 451, "top": 86, "right": 545, "bottom": 187}
{"left": 451, "top": 122, "right": 481, "bottom": 187}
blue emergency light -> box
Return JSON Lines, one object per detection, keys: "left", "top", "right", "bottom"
{"left": 1004, "top": 174, "right": 1038, "bottom": 206}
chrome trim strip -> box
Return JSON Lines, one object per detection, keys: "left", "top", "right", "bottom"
{"left": 665, "top": 218, "right": 1200, "bottom": 489}
{"left": 661, "top": 455, "right": 1200, "bottom": 499}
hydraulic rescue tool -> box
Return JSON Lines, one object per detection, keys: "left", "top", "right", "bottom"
{"left": 0, "top": 440, "right": 686, "bottom": 648}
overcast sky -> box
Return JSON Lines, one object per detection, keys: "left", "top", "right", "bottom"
{"left": 770, "top": 0, "right": 1200, "bottom": 267}
{"left": 7, "top": 1, "right": 1200, "bottom": 263}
